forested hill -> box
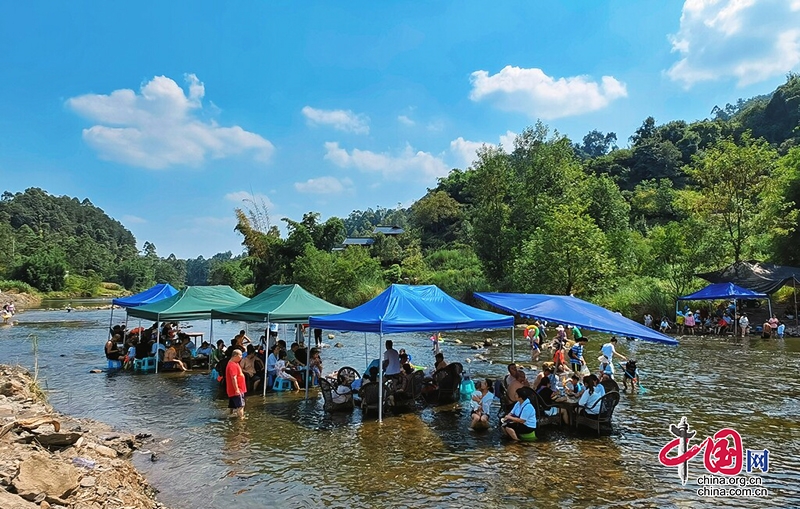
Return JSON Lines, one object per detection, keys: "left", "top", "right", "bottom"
{"left": 0, "top": 188, "right": 137, "bottom": 290}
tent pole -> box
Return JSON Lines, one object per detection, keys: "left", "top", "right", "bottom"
{"left": 768, "top": 298, "right": 773, "bottom": 321}
{"left": 155, "top": 315, "right": 160, "bottom": 374}
{"left": 733, "top": 300, "right": 737, "bottom": 337}
{"left": 511, "top": 326, "right": 515, "bottom": 363}
{"left": 108, "top": 306, "right": 114, "bottom": 340}
{"left": 364, "top": 333, "right": 368, "bottom": 372}
{"left": 794, "top": 278, "right": 798, "bottom": 327}
{"left": 378, "top": 330, "right": 384, "bottom": 423}
{"left": 268, "top": 313, "right": 274, "bottom": 397}
{"left": 305, "top": 325, "right": 312, "bottom": 401}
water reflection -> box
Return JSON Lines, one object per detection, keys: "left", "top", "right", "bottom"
{"left": 0, "top": 308, "right": 798, "bottom": 507}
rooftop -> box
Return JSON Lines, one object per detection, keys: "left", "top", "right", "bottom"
{"left": 342, "top": 237, "right": 375, "bottom": 246}
{"left": 373, "top": 225, "right": 405, "bottom": 235}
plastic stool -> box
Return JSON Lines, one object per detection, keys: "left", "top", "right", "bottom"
{"left": 519, "top": 431, "right": 538, "bottom": 442}
{"left": 273, "top": 377, "right": 293, "bottom": 391}
{"left": 107, "top": 359, "right": 122, "bottom": 370}
{"left": 134, "top": 357, "right": 157, "bottom": 372}
{"left": 459, "top": 378, "right": 476, "bottom": 401}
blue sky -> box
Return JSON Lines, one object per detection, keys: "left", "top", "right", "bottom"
{"left": 2, "top": 1, "right": 799, "bottom": 259}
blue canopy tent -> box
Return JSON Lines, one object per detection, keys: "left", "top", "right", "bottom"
{"left": 108, "top": 283, "right": 179, "bottom": 340}
{"left": 474, "top": 292, "right": 678, "bottom": 345}
{"left": 677, "top": 283, "right": 770, "bottom": 336}
{"left": 112, "top": 283, "right": 179, "bottom": 308}
{"left": 309, "top": 284, "right": 514, "bottom": 421}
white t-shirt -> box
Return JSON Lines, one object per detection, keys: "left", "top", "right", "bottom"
{"left": 383, "top": 348, "right": 401, "bottom": 375}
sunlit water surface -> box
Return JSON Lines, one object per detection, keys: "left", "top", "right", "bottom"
{"left": 1, "top": 307, "right": 798, "bottom": 508}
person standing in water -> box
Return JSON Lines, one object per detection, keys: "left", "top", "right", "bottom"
{"left": 226, "top": 350, "right": 247, "bottom": 418}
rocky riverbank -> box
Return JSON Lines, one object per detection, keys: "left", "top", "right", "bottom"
{"left": 0, "top": 293, "right": 42, "bottom": 311}
{"left": 0, "top": 365, "right": 167, "bottom": 509}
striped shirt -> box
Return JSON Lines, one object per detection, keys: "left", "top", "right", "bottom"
{"left": 570, "top": 344, "right": 583, "bottom": 364}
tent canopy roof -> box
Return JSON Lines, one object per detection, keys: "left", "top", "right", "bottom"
{"left": 211, "top": 284, "right": 347, "bottom": 322}
{"left": 309, "top": 284, "right": 513, "bottom": 333}
{"left": 678, "top": 282, "right": 768, "bottom": 301}
{"left": 697, "top": 260, "right": 800, "bottom": 294}
{"left": 474, "top": 292, "right": 678, "bottom": 345}
{"left": 112, "top": 283, "right": 178, "bottom": 308}
{"left": 126, "top": 285, "right": 249, "bottom": 321}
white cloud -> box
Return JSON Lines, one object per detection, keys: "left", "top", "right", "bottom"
{"left": 301, "top": 106, "right": 370, "bottom": 134}
{"left": 294, "top": 176, "right": 354, "bottom": 195}
{"left": 667, "top": 0, "right": 800, "bottom": 87}
{"left": 121, "top": 214, "right": 146, "bottom": 224}
{"left": 397, "top": 115, "right": 415, "bottom": 126}
{"left": 469, "top": 66, "right": 627, "bottom": 119}
{"left": 224, "top": 191, "right": 275, "bottom": 210}
{"left": 323, "top": 142, "right": 449, "bottom": 181}
{"left": 449, "top": 130, "right": 517, "bottom": 167}
{"left": 66, "top": 74, "right": 275, "bottom": 169}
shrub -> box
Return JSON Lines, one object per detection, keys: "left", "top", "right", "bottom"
{"left": 0, "top": 279, "right": 37, "bottom": 294}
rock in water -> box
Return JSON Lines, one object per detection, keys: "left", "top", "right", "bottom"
{"left": 334, "top": 343, "right": 344, "bottom": 348}
{"left": 327, "top": 334, "right": 335, "bottom": 340}
{"left": 13, "top": 453, "right": 80, "bottom": 501}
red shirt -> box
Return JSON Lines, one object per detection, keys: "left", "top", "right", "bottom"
{"left": 225, "top": 361, "right": 247, "bottom": 397}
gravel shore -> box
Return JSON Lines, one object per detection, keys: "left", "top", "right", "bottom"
{"left": 0, "top": 365, "right": 167, "bottom": 509}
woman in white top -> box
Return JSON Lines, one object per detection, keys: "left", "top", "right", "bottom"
{"left": 470, "top": 380, "right": 494, "bottom": 430}
{"left": 578, "top": 374, "right": 606, "bottom": 416}
{"left": 501, "top": 387, "right": 537, "bottom": 441}
{"left": 275, "top": 350, "right": 300, "bottom": 391}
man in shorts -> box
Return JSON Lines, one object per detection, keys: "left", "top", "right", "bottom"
{"left": 226, "top": 349, "right": 247, "bottom": 418}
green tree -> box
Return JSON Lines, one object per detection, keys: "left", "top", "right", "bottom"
{"left": 685, "top": 132, "right": 781, "bottom": 262}
{"left": 12, "top": 248, "right": 69, "bottom": 292}
{"left": 410, "top": 190, "right": 463, "bottom": 249}
{"left": 770, "top": 147, "right": 800, "bottom": 265}
{"left": 115, "top": 257, "right": 154, "bottom": 291}
{"left": 235, "top": 208, "right": 285, "bottom": 292}
{"left": 512, "top": 204, "right": 612, "bottom": 295}
{"left": 208, "top": 259, "right": 251, "bottom": 291}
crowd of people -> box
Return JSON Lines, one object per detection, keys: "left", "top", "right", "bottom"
{"left": 645, "top": 303, "right": 788, "bottom": 338}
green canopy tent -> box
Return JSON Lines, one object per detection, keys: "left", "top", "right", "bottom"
{"left": 126, "top": 286, "right": 249, "bottom": 373}
{"left": 211, "top": 284, "right": 348, "bottom": 396}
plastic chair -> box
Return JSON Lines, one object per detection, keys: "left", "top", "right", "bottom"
{"left": 134, "top": 357, "right": 157, "bottom": 372}
{"left": 107, "top": 359, "right": 122, "bottom": 370}
{"left": 273, "top": 377, "right": 293, "bottom": 392}
{"left": 519, "top": 430, "right": 538, "bottom": 442}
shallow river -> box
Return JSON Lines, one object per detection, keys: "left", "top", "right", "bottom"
{"left": 1, "top": 307, "right": 798, "bottom": 508}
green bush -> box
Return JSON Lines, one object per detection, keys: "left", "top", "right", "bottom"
{"left": 0, "top": 279, "right": 37, "bottom": 294}
{"left": 594, "top": 277, "right": 675, "bottom": 320}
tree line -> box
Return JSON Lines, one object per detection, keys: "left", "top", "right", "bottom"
{"left": 2, "top": 74, "right": 799, "bottom": 318}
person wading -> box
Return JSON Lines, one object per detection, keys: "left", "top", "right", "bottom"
{"left": 226, "top": 349, "right": 247, "bottom": 418}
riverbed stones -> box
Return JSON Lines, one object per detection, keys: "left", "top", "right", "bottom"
{"left": 0, "top": 488, "right": 39, "bottom": 509}
{"left": 13, "top": 453, "right": 80, "bottom": 501}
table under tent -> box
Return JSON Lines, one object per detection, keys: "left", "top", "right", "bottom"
{"left": 677, "top": 282, "right": 770, "bottom": 336}
{"left": 309, "top": 284, "right": 514, "bottom": 421}
{"left": 126, "top": 285, "right": 249, "bottom": 373}
{"left": 473, "top": 292, "right": 678, "bottom": 346}
{"left": 210, "top": 284, "right": 348, "bottom": 396}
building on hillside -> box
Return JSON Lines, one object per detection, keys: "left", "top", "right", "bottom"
{"left": 338, "top": 225, "right": 404, "bottom": 250}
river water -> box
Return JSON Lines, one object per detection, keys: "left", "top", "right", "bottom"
{"left": 1, "top": 307, "right": 798, "bottom": 508}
